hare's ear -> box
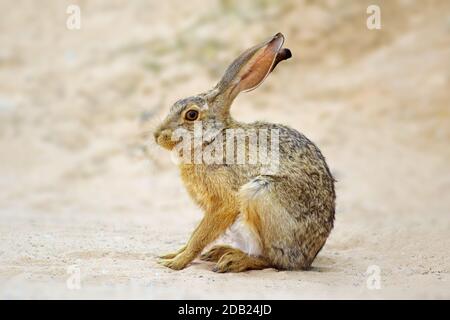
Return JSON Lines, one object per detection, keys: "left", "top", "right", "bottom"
{"left": 211, "top": 33, "right": 291, "bottom": 109}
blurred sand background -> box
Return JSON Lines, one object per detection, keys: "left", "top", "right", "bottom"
{"left": 0, "top": 0, "right": 449, "bottom": 299}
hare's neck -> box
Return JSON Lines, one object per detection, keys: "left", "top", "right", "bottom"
{"left": 178, "top": 163, "right": 210, "bottom": 208}
{"left": 226, "top": 117, "right": 244, "bottom": 129}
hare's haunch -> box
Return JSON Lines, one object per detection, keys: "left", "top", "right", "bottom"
{"left": 154, "top": 33, "right": 335, "bottom": 272}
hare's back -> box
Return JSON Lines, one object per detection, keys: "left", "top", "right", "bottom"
{"left": 251, "top": 122, "right": 331, "bottom": 176}
{"left": 249, "top": 121, "right": 335, "bottom": 216}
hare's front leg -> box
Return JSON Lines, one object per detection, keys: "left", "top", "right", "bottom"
{"left": 159, "top": 215, "right": 207, "bottom": 259}
{"left": 159, "top": 209, "right": 236, "bottom": 270}
{"left": 159, "top": 245, "right": 186, "bottom": 259}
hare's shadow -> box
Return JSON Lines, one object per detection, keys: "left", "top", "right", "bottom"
{"left": 189, "top": 255, "right": 338, "bottom": 273}
{"left": 307, "top": 255, "right": 338, "bottom": 273}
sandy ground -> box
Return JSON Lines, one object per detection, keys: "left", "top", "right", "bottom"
{"left": 0, "top": 0, "right": 449, "bottom": 299}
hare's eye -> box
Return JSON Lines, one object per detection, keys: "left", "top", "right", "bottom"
{"left": 185, "top": 110, "right": 199, "bottom": 121}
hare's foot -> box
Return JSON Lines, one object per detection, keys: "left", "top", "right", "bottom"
{"left": 158, "top": 252, "right": 192, "bottom": 270}
{"left": 212, "top": 249, "right": 269, "bottom": 273}
{"left": 200, "top": 245, "right": 234, "bottom": 262}
{"left": 159, "top": 245, "right": 186, "bottom": 259}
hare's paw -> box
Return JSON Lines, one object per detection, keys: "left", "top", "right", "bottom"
{"left": 158, "top": 255, "right": 191, "bottom": 270}
{"left": 200, "top": 245, "right": 234, "bottom": 262}
{"left": 159, "top": 252, "right": 178, "bottom": 259}
{"left": 159, "top": 245, "right": 186, "bottom": 259}
{"left": 213, "top": 251, "right": 269, "bottom": 273}
{"left": 213, "top": 251, "right": 249, "bottom": 273}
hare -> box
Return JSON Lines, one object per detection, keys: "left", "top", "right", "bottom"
{"left": 154, "top": 33, "right": 335, "bottom": 272}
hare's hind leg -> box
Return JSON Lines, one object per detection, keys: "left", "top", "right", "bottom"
{"left": 213, "top": 248, "right": 269, "bottom": 273}
{"left": 200, "top": 245, "right": 234, "bottom": 262}
{"left": 239, "top": 176, "right": 310, "bottom": 270}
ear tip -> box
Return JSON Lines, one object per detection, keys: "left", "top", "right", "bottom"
{"left": 270, "top": 33, "right": 285, "bottom": 49}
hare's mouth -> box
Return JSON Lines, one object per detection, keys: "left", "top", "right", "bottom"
{"left": 156, "top": 136, "right": 179, "bottom": 150}
{"left": 155, "top": 131, "right": 181, "bottom": 150}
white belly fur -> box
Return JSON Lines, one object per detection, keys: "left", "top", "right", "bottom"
{"left": 226, "top": 215, "right": 262, "bottom": 257}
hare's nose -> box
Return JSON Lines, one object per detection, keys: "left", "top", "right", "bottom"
{"left": 154, "top": 129, "right": 171, "bottom": 143}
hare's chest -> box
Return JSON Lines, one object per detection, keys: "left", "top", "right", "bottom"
{"left": 179, "top": 165, "right": 237, "bottom": 210}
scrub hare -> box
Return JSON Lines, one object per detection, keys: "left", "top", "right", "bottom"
{"left": 154, "top": 33, "right": 335, "bottom": 272}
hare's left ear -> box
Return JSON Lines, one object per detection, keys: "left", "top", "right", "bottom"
{"left": 209, "top": 33, "right": 291, "bottom": 110}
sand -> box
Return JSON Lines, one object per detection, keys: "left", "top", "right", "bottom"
{"left": 0, "top": 0, "right": 449, "bottom": 299}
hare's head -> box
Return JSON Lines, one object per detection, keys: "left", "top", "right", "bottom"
{"left": 154, "top": 33, "right": 291, "bottom": 150}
